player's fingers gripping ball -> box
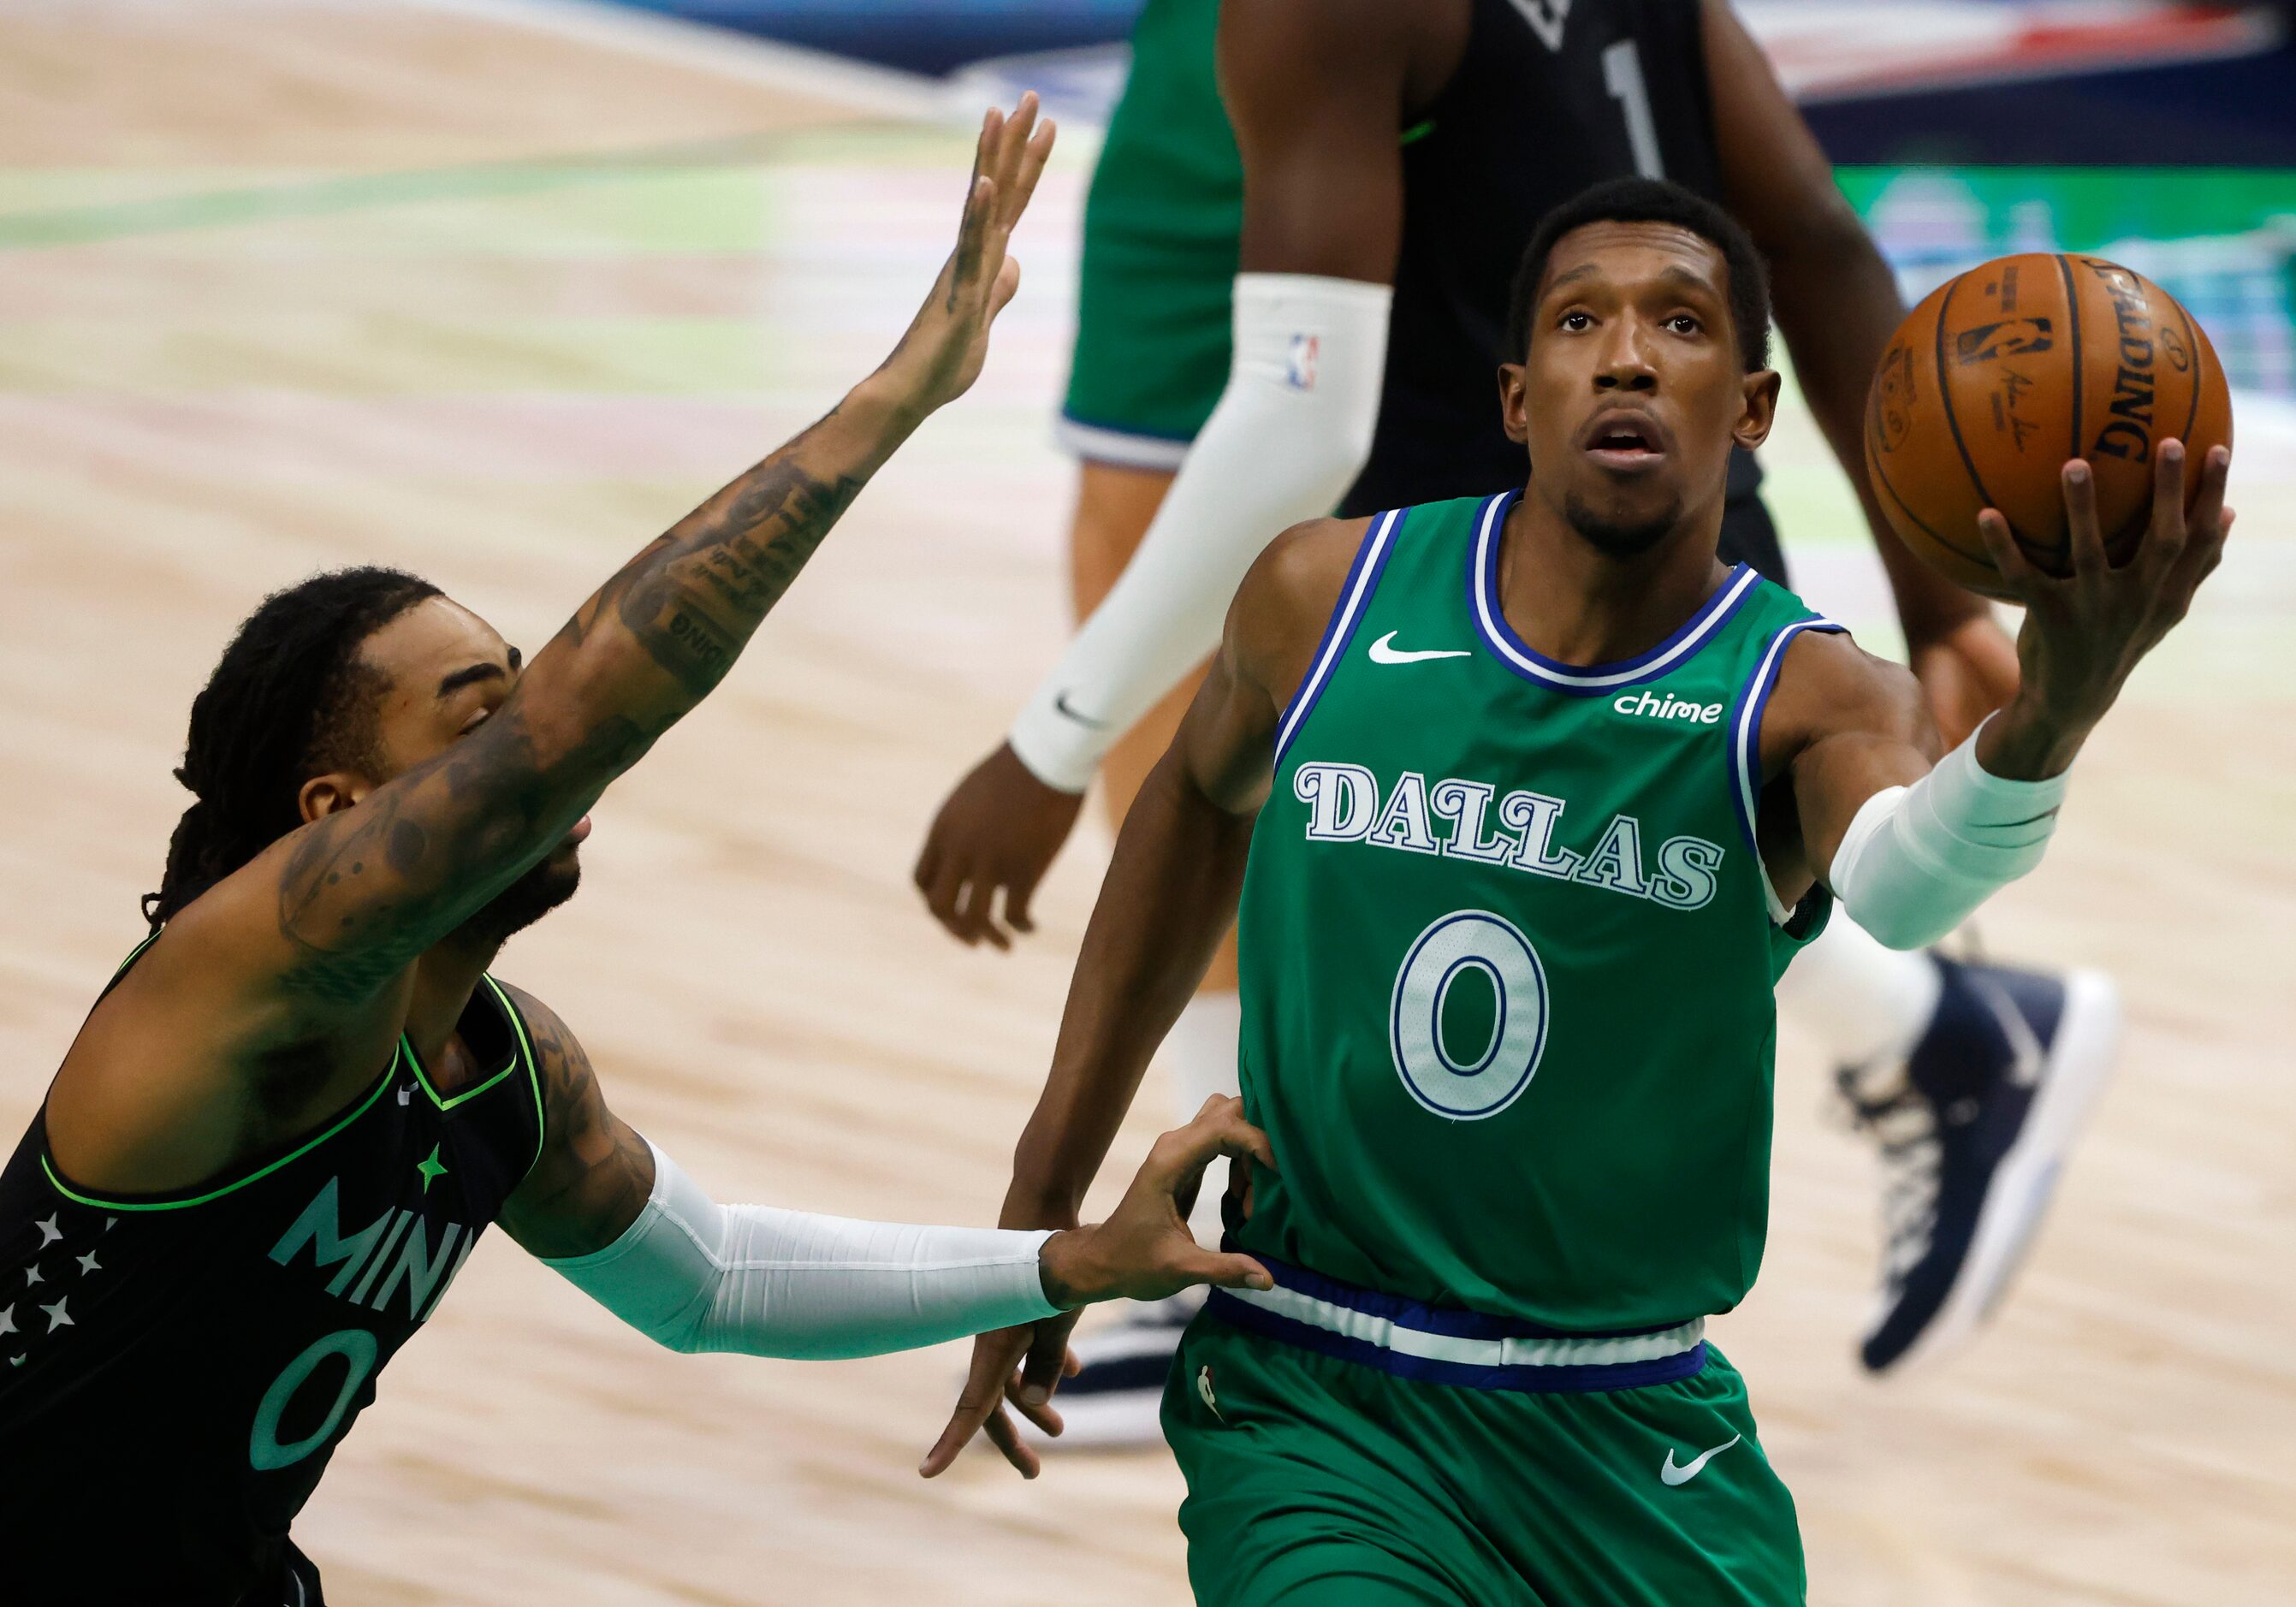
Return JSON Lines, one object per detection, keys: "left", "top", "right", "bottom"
{"left": 1864, "top": 252, "right": 2233, "bottom": 599}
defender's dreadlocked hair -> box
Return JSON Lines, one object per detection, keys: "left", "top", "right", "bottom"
{"left": 145, "top": 567, "right": 443, "bottom": 930}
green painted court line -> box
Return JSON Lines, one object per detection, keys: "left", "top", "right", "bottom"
{"left": 0, "top": 130, "right": 805, "bottom": 252}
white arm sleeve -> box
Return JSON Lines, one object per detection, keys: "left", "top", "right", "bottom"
{"left": 543, "top": 1140, "right": 1060, "bottom": 1361}
{"left": 1008, "top": 272, "right": 1392, "bottom": 791}
{"left": 1829, "top": 722, "right": 2068, "bottom": 951}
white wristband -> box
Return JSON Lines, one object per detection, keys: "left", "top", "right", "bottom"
{"left": 1830, "top": 721, "right": 2068, "bottom": 950}
{"left": 544, "top": 1140, "right": 1059, "bottom": 1361}
{"left": 1010, "top": 272, "right": 1393, "bottom": 791}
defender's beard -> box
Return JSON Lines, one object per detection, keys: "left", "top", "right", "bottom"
{"left": 1563, "top": 488, "right": 1682, "bottom": 559}
{"left": 459, "top": 847, "right": 581, "bottom": 946}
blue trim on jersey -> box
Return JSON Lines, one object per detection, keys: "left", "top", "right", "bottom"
{"left": 1206, "top": 1289, "right": 1712, "bottom": 1394}
{"left": 1467, "top": 489, "right": 1762, "bottom": 696}
{"left": 1273, "top": 507, "right": 1408, "bottom": 760}
{"left": 1725, "top": 614, "right": 1848, "bottom": 924}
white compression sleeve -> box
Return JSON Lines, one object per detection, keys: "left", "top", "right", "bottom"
{"left": 544, "top": 1141, "right": 1060, "bottom": 1361}
{"left": 1829, "top": 723, "right": 2068, "bottom": 951}
{"left": 1010, "top": 272, "right": 1392, "bottom": 791}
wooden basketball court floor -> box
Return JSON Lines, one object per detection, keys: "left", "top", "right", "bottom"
{"left": 2, "top": 3, "right": 2291, "bottom": 1601}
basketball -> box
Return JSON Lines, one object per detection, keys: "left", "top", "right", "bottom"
{"left": 1864, "top": 253, "right": 2233, "bottom": 599}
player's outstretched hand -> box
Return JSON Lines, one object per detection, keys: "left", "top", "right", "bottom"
{"left": 881, "top": 94, "right": 1056, "bottom": 417}
{"left": 913, "top": 741, "right": 1083, "bottom": 949}
{"left": 1974, "top": 441, "right": 2231, "bottom": 767}
{"left": 919, "top": 1097, "right": 1276, "bottom": 1480}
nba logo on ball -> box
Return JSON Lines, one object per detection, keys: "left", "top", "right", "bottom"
{"left": 1862, "top": 251, "right": 2232, "bottom": 598}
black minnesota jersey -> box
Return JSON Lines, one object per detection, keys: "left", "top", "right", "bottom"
{"left": 1339, "top": 0, "right": 1762, "bottom": 516}
{"left": 0, "top": 952, "right": 545, "bottom": 1604}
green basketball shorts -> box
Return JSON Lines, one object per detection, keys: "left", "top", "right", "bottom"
{"left": 1059, "top": 0, "right": 1241, "bottom": 468}
{"left": 1161, "top": 1269, "right": 1805, "bottom": 1605}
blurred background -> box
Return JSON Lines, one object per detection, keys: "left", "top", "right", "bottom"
{"left": 0, "top": 3, "right": 2290, "bottom": 1604}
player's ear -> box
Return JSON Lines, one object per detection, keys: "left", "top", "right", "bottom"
{"left": 1733, "top": 367, "right": 1781, "bottom": 454}
{"left": 298, "top": 772, "right": 370, "bottom": 825}
{"left": 1498, "top": 363, "right": 1531, "bottom": 445}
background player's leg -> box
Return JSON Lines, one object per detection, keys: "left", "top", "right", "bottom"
{"left": 1047, "top": 460, "right": 1240, "bottom": 1446}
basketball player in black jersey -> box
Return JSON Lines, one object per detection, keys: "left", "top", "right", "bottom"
{"left": 0, "top": 100, "right": 1282, "bottom": 1605}
{"left": 923, "top": 0, "right": 2125, "bottom": 1459}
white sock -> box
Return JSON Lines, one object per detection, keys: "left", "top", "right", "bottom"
{"left": 1160, "top": 992, "right": 1242, "bottom": 1246}
{"left": 1777, "top": 917, "right": 1943, "bottom": 1071}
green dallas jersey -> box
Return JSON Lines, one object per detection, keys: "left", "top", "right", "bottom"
{"left": 1233, "top": 491, "right": 1842, "bottom": 1332}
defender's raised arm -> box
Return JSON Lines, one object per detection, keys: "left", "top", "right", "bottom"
{"left": 169, "top": 103, "right": 1053, "bottom": 1023}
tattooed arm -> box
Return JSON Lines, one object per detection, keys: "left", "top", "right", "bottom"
{"left": 45, "top": 103, "right": 1053, "bottom": 1197}
{"left": 193, "top": 100, "right": 1053, "bottom": 1017}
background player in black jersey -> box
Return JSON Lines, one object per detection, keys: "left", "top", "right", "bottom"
{"left": 917, "top": 0, "right": 2124, "bottom": 1446}
{"left": 0, "top": 99, "right": 1281, "bottom": 1605}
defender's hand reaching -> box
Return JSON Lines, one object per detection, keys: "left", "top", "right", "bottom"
{"left": 880, "top": 95, "right": 1056, "bottom": 417}
{"left": 918, "top": 1097, "right": 1275, "bottom": 1480}
{"left": 1976, "top": 440, "right": 2232, "bottom": 780}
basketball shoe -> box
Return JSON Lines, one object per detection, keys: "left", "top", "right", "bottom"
{"left": 1843, "top": 955, "right": 2122, "bottom": 1373}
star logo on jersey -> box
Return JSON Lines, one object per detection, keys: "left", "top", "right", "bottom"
{"left": 415, "top": 1144, "right": 449, "bottom": 1195}
{"left": 33, "top": 1214, "right": 62, "bottom": 1248}
{"left": 39, "top": 1297, "right": 72, "bottom": 1333}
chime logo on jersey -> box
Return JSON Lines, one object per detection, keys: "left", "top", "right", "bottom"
{"left": 1611, "top": 688, "right": 1723, "bottom": 725}
{"left": 269, "top": 1176, "right": 477, "bottom": 1323}
{"left": 1292, "top": 761, "right": 1724, "bottom": 911}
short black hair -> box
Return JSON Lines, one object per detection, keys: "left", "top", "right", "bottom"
{"left": 1504, "top": 178, "right": 1772, "bottom": 373}
{"left": 145, "top": 567, "right": 442, "bottom": 928}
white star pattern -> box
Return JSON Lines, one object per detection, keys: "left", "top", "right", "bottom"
{"left": 7, "top": 1355, "right": 20, "bottom": 1367}
{"left": 40, "top": 1297, "right": 71, "bottom": 1331}
{"left": 75, "top": 1250, "right": 100, "bottom": 1276}
{"left": 0, "top": 1303, "right": 13, "bottom": 1335}
{"left": 34, "top": 1214, "right": 62, "bottom": 1248}
{"left": 103, "top": 1216, "right": 117, "bottom": 1232}
{"left": 23, "top": 1263, "right": 41, "bottom": 1288}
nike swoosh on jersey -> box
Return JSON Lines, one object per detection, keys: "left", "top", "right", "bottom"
{"left": 1368, "top": 632, "right": 1472, "bottom": 665}
{"left": 1659, "top": 1432, "right": 1741, "bottom": 1486}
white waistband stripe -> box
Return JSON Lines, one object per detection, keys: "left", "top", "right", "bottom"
{"left": 1225, "top": 1283, "right": 1706, "bottom": 1369}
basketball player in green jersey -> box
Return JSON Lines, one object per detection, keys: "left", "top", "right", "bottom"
{"left": 919, "top": 0, "right": 2124, "bottom": 1421}
{"left": 922, "top": 179, "right": 2230, "bottom": 1599}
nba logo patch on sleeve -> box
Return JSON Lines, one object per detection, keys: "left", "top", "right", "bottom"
{"left": 1286, "top": 333, "right": 1319, "bottom": 390}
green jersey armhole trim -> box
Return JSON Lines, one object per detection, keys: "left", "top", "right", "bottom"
{"left": 479, "top": 974, "right": 548, "bottom": 1173}
{"left": 40, "top": 1046, "right": 405, "bottom": 1213}
{"left": 106, "top": 931, "right": 162, "bottom": 984}
{"left": 399, "top": 979, "right": 528, "bottom": 1113}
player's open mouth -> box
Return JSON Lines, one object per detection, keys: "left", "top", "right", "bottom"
{"left": 1579, "top": 409, "right": 1670, "bottom": 471}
